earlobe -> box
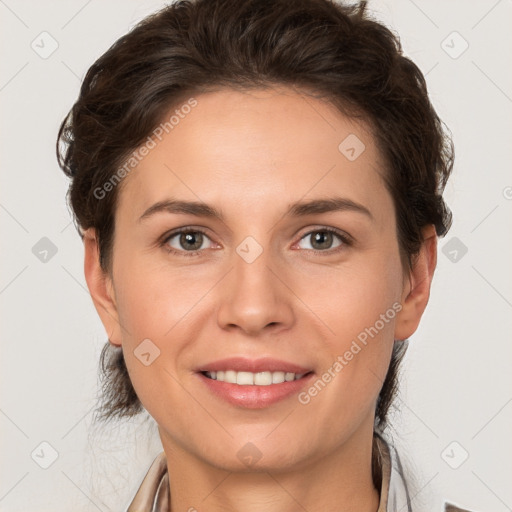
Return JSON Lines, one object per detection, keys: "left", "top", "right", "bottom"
{"left": 394, "top": 225, "right": 438, "bottom": 341}
{"left": 83, "top": 228, "right": 123, "bottom": 346}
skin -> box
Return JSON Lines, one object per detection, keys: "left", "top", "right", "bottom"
{"left": 84, "top": 86, "right": 437, "bottom": 512}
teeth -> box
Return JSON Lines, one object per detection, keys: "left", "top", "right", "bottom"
{"left": 237, "top": 371, "right": 254, "bottom": 385}
{"left": 224, "top": 370, "right": 237, "bottom": 384}
{"left": 272, "top": 371, "right": 285, "bottom": 384}
{"left": 204, "top": 370, "right": 307, "bottom": 385}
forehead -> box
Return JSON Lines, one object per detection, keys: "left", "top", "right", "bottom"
{"left": 117, "top": 86, "right": 391, "bottom": 225}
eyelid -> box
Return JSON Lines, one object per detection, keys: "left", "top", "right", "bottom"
{"left": 159, "top": 226, "right": 216, "bottom": 256}
{"left": 297, "top": 225, "right": 353, "bottom": 242}
{"left": 292, "top": 226, "right": 353, "bottom": 250}
{"left": 160, "top": 225, "right": 213, "bottom": 241}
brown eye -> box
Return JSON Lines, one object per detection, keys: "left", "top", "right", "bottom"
{"left": 296, "top": 229, "right": 348, "bottom": 252}
{"left": 178, "top": 232, "right": 204, "bottom": 251}
{"left": 163, "top": 229, "right": 213, "bottom": 255}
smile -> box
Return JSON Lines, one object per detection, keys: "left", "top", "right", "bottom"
{"left": 202, "top": 370, "right": 309, "bottom": 385}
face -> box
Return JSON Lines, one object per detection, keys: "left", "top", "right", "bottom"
{"left": 85, "top": 86, "right": 435, "bottom": 472}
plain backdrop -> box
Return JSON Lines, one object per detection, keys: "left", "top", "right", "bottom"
{"left": 1, "top": 1, "right": 511, "bottom": 511}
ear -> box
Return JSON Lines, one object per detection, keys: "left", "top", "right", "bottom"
{"left": 394, "top": 225, "right": 437, "bottom": 341}
{"left": 83, "top": 227, "right": 123, "bottom": 347}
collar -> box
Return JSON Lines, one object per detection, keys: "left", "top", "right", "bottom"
{"left": 375, "top": 432, "right": 412, "bottom": 511}
{"left": 126, "top": 433, "right": 412, "bottom": 512}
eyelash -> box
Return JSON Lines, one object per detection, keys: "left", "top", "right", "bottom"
{"left": 160, "top": 227, "right": 352, "bottom": 258}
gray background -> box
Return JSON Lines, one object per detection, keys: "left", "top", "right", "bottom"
{"left": 1, "top": 0, "right": 511, "bottom": 510}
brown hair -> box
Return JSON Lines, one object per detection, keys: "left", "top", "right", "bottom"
{"left": 57, "top": 0, "right": 453, "bottom": 462}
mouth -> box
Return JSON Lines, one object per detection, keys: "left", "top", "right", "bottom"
{"left": 200, "top": 370, "right": 313, "bottom": 385}
{"left": 196, "top": 367, "right": 315, "bottom": 409}
{"left": 195, "top": 356, "right": 315, "bottom": 408}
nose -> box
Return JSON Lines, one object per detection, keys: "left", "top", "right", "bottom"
{"left": 216, "top": 244, "right": 294, "bottom": 336}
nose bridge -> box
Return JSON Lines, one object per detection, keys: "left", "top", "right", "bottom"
{"left": 235, "top": 236, "right": 274, "bottom": 292}
{"left": 216, "top": 234, "right": 293, "bottom": 333}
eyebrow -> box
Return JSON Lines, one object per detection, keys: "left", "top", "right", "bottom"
{"left": 138, "top": 196, "right": 373, "bottom": 223}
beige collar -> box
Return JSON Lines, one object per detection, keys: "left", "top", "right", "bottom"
{"left": 126, "top": 433, "right": 411, "bottom": 512}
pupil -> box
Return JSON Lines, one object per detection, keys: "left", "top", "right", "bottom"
{"left": 313, "top": 231, "right": 332, "bottom": 250}
{"left": 181, "top": 232, "right": 202, "bottom": 250}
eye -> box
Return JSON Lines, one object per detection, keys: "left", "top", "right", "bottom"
{"left": 160, "top": 226, "right": 351, "bottom": 257}
{"left": 162, "top": 229, "right": 215, "bottom": 256}
{"left": 295, "top": 228, "right": 351, "bottom": 252}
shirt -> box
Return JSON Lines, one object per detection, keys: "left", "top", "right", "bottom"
{"left": 125, "top": 433, "right": 475, "bottom": 512}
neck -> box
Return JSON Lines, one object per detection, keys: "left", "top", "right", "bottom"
{"left": 160, "top": 425, "right": 380, "bottom": 512}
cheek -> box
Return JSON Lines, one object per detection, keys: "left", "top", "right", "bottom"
{"left": 113, "top": 252, "right": 206, "bottom": 342}
{"left": 299, "top": 247, "right": 403, "bottom": 343}
{"left": 110, "top": 253, "right": 201, "bottom": 416}
{"left": 298, "top": 250, "right": 403, "bottom": 410}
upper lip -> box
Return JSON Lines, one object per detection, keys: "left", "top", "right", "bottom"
{"left": 197, "top": 357, "right": 313, "bottom": 374}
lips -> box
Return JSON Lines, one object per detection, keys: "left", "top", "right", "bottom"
{"left": 197, "top": 371, "right": 315, "bottom": 408}
{"left": 196, "top": 356, "right": 313, "bottom": 374}
{"left": 194, "top": 357, "right": 315, "bottom": 408}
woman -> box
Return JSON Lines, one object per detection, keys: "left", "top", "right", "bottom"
{"left": 56, "top": 0, "right": 475, "bottom": 510}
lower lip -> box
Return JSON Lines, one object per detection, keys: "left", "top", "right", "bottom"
{"left": 197, "top": 372, "right": 315, "bottom": 409}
